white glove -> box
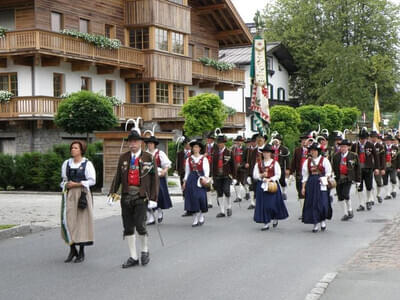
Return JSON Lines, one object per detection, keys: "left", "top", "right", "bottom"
{"left": 232, "top": 179, "right": 237, "bottom": 185}
{"left": 148, "top": 200, "right": 157, "bottom": 209}
{"left": 107, "top": 196, "right": 115, "bottom": 207}
{"left": 247, "top": 176, "right": 252, "bottom": 185}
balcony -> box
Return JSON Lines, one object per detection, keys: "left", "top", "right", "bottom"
{"left": 0, "top": 97, "right": 245, "bottom": 130}
{"left": 192, "top": 60, "right": 245, "bottom": 89}
{"left": 0, "top": 30, "right": 144, "bottom": 70}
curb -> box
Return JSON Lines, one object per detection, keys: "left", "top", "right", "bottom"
{"left": 0, "top": 224, "right": 50, "bottom": 241}
{"left": 304, "top": 272, "right": 337, "bottom": 300}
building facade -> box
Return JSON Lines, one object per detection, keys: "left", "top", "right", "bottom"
{"left": 0, "top": 0, "right": 251, "bottom": 156}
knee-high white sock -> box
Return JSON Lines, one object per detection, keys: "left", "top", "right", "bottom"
{"left": 226, "top": 195, "right": 232, "bottom": 209}
{"left": 244, "top": 184, "right": 249, "bottom": 194}
{"left": 138, "top": 234, "right": 148, "bottom": 253}
{"left": 198, "top": 212, "right": 204, "bottom": 223}
{"left": 147, "top": 210, "right": 155, "bottom": 223}
{"left": 300, "top": 198, "right": 305, "bottom": 212}
{"left": 377, "top": 186, "right": 382, "bottom": 197}
{"left": 282, "top": 186, "right": 287, "bottom": 194}
{"left": 234, "top": 185, "right": 241, "bottom": 199}
{"left": 192, "top": 212, "right": 199, "bottom": 225}
{"left": 392, "top": 183, "right": 396, "bottom": 193}
{"left": 218, "top": 197, "right": 225, "bottom": 213}
{"left": 342, "top": 201, "right": 348, "bottom": 216}
{"left": 126, "top": 235, "right": 138, "bottom": 260}
{"left": 250, "top": 195, "right": 256, "bottom": 206}
{"left": 367, "top": 190, "right": 372, "bottom": 203}
{"left": 346, "top": 199, "right": 353, "bottom": 212}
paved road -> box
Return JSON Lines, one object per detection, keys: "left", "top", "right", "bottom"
{"left": 1, "top": 186, "right": 400, "bottom": 300}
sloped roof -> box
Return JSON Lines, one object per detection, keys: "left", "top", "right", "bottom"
{"left": 219, "top": 42, "right": 297, "bottom": 74}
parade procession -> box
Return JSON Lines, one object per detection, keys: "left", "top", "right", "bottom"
{"left": 3, "top": 0, "right": 400, "bottom": 300}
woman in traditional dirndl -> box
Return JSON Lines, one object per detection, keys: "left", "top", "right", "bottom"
{"left": 61, "top": 140, "right": 96, "bottom": 263}
{"left": 253, "top": 144, "right": 289, "bottom": 231}
{"left": 182, "top": 139, "right": 210, "bottom": 227}
{"left": 145, "top": 136, "right": 172, "bottom": 224}
{"left": 301, "top": 142, "right": 333, "bottom": 232}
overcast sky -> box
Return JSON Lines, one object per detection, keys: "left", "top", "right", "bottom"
{"left": 231, "top": 0, "right": 400, "bottom": 23}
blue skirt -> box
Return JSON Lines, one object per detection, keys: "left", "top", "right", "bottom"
{"left": 302, "top": 175, "right": 332, "bottom": 224}
{"left": 254, "top": 181, "right": 289, "bottom": 224}
{"left": 157, "top": 177, "right": 172, "bottom": 209}
{"left": 184, "top": 171, "right": 208, "bottom": 213}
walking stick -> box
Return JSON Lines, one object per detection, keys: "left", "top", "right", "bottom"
{"left": 146, "top": 192, "right": 165, "bottom": 247}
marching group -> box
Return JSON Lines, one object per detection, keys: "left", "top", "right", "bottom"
{"left": 59, "top": 126, "right": 400, "bottom": 268}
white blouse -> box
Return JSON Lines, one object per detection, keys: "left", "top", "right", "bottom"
{"left": 184, "top": 154, "right": 210, "bottom": 181}
{"left": 253, "top": 159, "right": 281, "bottom": 182}
{"left": 148, "top": 149, "right": 171, "bottom": 169}
{"left": 61, "top": 158, "right": 96, "bottom": 190}
{"left": 301, "top": 156, "right": 333, "bottom": 191}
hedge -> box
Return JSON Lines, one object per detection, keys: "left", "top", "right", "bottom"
{"left": 0, "top": 142, "right": 103, "bottom": 191}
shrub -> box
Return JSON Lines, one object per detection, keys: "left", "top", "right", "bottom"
{"left": 0, "top": 154, "right": 15, "bottom": 189}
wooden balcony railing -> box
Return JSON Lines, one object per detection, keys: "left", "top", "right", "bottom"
{"left": 192, "top": 61, "right": 245, "bottom": 85}
{"left": 0, "top": 30, "right": 144, "bottom": 69}
{"left": 0, "top": 97, "right": 245, "bottom": 128}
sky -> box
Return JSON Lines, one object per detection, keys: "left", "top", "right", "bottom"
{"left": 231, "top": 0, "right": 400, "bottom": 23}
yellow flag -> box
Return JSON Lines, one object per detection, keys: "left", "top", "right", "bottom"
{"left": 373, "top": 83, "right": 381, "bottom": 133}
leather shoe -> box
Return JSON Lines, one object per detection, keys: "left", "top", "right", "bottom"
{"left": 216, "top": 212, "right": 226, "bottom": 218}
{"left": 122, "top": 257, "right": 139, "bottom": 269}
{"left": 272, "top": 221, "right": 278, "bottom": 228}
{"left": 384, "top": 195, "right": 392, "bottom": 200}
{"left": 261, "top": 225, "right": 269, "bottom": 231}
{"left": 348, "top": 211, "right": 354, "bottom": 219}
{"left": 227, "top": 209, "right": 232, "bottom": 217}
{"left": 147, "top": 220, "right": 155, "bottom": 225}
{"left": 233, "top": 198, "right": 242, "bottom": 203}
{"left": 282, "top": 193, "right": 287, "bottom": 200}
{"left": 64, "top": 246, "right": 78, "bottom": 263}
{"left": 245, "top": 193, "right": 250, "bottom": 200}
{"left": 208, "top": 204, "right": 213, "bottom": 208}
{"left": 247, "top": 204, "right": 255, "bottom": 210}
{"left": 366, "top": 202, "right": 372, "bottom": 210}
{"left": 356, "top": 205, "right": 365, "bottom": 212}
{"left": 181, "top": 211, "right": 193, "bottom": 217}
{"left": 392, "top": 192, "right": 397, "bottom": 198}
{"left": 341, "top": 215, "right": 350, "bottom": 221}
{"left": 140, "top": 251, "right": 150, "bottom": 266}
{"left": 377, "top": 196, "right": 383, "bottom": 203}
{"left": 321, "top": 226, "right": 326, "bottom": 231}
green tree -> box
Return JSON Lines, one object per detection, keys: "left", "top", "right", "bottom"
{"left": 262, "top": 0, "right": 400, "bottom": 112}
{"left": 341, "top": 107, "right": 361, "bottom": 129}
{"left": 320, "top": 104, "right": 343, "bottom": 133}
{"left": 269, "top": 105, "right": 301, "bottom": 153}
{"left": 55, "top": 91, "right": 118, "bottom": 141}
{"left": 180, "top": 93, "right": 227, "bottom": 137}
{"left": 296, "top": 105, "right": 327, "bottom": 133}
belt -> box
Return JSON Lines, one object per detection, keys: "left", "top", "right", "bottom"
{"left": 128, "top": 186, "right": 140, "bottom": 195}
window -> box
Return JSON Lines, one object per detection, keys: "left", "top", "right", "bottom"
{"left": 0, "top": 138, "right": 16, "bottom": 155}
{"left": 267, "top": 56, "right": 273, "bottom": 71}
{"left": 169, "top": 0, "right": 184, "bottom": 4}
{"left": 189, "top": 90, "right": 195, "bottom": 98}
{"left": 79, "top": 18, "right": 89, "bottom": 33}
{"left": 172, "top": 32, "right": 184, "bottom": 54}
{"left": 218, "top": 91, "right": 224, "bottom": 100}
{"left": 173, "top": 85, "right": 184, "bottom": 105}
{"left": 105, "top": 24, "right": 115, "bottom": 39}
{"left": 53, "top": 73, "right": 64, "bottom": 97}
{"left": 204, "top": 47, "right": 210, "bottom": 58}
{"left": 268, "top": 83, "right": 274, "bottom": 100}
{"left": 129, "top": 28, "right": 149, "bottom": 50}
{"left": 155, "top": 28, "right": 168, "bottom": 51}
{"left": 51, "top": 12, "right": 63, "bottom": 32}
{"left": 189, "top": 44, "right": 194, "bottom": 58}
{"left": 130, "top": 83, "right": 149, "bottom": 104}
{"left": 277, "top": 88, "right": 286, "bottom": 101}
{"left": 156, "top": 83, "right": 169, "bottom": 103}
{"left": 105, "top": 80, "right": 115, "bottom": 97}
{"left": 0, "top": 10, "right": 15, "bottom": 30}
{"left": 81, "top": 77, "right": 91, "bottom": 91}
{"left": 0, "top": 73, "right": 18, "bottom": 96}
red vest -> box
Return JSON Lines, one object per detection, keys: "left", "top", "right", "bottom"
{"left": 307, "top": 157, "right": 325, "bottom": 175}
{"left": 189, "top": 156, "right": 204, "bottom": 173}
{"left": 258, "top": 160, "right": 275, "bottom": 178}
{"left": 206, "top": 144, "right": 213, "bottom": 164}
{"left": 359, "top": 143, "right": 366, "bottom": 163}
{"left": 340, "top": 155, "right": 348, "bottom": 175}
{"left": 301, "top": 147, "right": 308, "bottom": 168}
{"left": 218, "top": 150, "right": 224, "bottom": 169}
{"left": 234, "top": 147, "right": 243, "bottom": 164}
{"left": 154, "top": 150, "right": 161, "bottom": 168}
{"left": 128, "top": 155, "right": 140, "bottom": 186}
{"left": 386, "top": 146, "right": 391, "bottom": 163}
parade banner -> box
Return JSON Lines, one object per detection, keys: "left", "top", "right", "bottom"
{"left": 250, "top": 36, "right": 270, "bottom": 135}
{"left": 60, "top": 187, "right": 72, "bottom": 245}
{"left": 373, "top": 83, "right": 381, "bottom": 133}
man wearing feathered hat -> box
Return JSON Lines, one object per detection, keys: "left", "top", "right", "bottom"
{"left": 212, "top": 135, "right": 234, "bottom": 217}
{"left": 351, "top": 128, "right": 379, "bottom": 211}
{"left": 382, "top": 134, "right": 399, "bottom": 200}
{"left": 232, "top": 135, "right": 246, "bottom": 203}
{"left": 370, "top": 130, "right": 385, "bottom": 203}
{"left": 332, "top": 139, "right": 360, "bottom": 221}
{"left": 109, "top": 130, "right": 159, "bottom": 268}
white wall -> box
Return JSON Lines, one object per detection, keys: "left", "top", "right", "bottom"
{"left": 188, "top": 86, "right": 219, "bottom": 97}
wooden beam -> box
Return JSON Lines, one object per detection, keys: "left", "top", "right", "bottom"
{"left": 120, "top": 69, "right": 140, "bottom": 79}
{"left": 199, "top": 81, "right": 216, "bottom": 88}
{"left": 0, "top": 58, "right": 7, "bottom": 68}
{"left": 97, "top": 65, "right": 116, "bottom": 75}
{"left": 215, "top": 84, "right": 239, "bottom": 91}
{"left": 195, "top": 3, "right": 226, "bottom": 14}
{"left": 41, "top": 56, "right": 60, "bottom": 67}
{"left": 215, "top": 29, "right": 243, "bottom": 40}
{"left": 12, "top": 56, "right": 33, "bottom": 66}
{"left": 71, "top": 61, "right": 91, "bottom": 71}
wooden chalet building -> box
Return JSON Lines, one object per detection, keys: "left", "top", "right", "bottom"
{"left": 0, "top": 0, "right": 251, "bottom": 156}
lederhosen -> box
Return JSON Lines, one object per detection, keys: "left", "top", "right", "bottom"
{"left": 213, "top": 149, "right": 231, "bottom": 198}
{"left": 355, "top": 142, "right": 374, "bottom": 192}
{"left": 233, "top": 146, "right": 245, "bottom": 185}
{"left": 121, "top": 154, "right": 147, "bottom": 236}
{"left": 383, "top": 145, "right": 397, "bottom": 186}
{"left": 374, "top": 143, "right": 385, "bottom": 188}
